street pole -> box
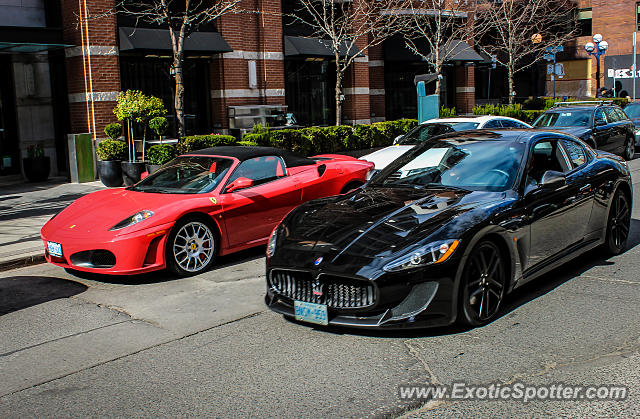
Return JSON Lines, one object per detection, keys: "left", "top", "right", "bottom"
{"left": 553, "top": 54, "right": 557, "bottom": 100}
{"left": 596, "top": 54, "right": 601, "bottom": 96}
{"left": 634, "top": 31, "right": 637, "bottom": 101}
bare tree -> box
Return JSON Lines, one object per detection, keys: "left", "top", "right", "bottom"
{"left": 111, "top": 1, "right": 242, "bottom": 136}
{"left": 399, "top": 0, "right": 478, "bottom": 96}
{"left": 475, "top": 0, "right": 578, "bottom": 104}
{"left": 290, "top": 0, "right": 408, "bottom": 125}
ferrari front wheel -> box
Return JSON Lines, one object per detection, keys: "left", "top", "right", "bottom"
{"left": 167, "top": 218, "right": 217, "bottom": 276}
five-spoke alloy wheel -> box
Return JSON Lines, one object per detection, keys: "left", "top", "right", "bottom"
{"left": 459, "top": 240, "right": 507, "bottom": 326}
{"left": 167, "top": 218, "right": 217, "bottom": 276}
{"left": 604, "top": 189, "right": 631, "bottom": 255}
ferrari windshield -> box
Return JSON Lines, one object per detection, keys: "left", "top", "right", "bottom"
{"left": 533, "top": 110, "right": 591, "bottom": 127}
{"left": 130, "top": 156, "right": 234, "bottom": 194}
{"left": 371, "top": 139, "right": 525, "bottom": 192}
{"left": 397, "top": 122, "right": 480, "bottom": 145}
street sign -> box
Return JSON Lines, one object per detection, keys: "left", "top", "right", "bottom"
{"left": 555, "top": 63, "right": 565, "bottom": 76}
{"left": 547, "top": 64, "right": 554, "bottom": 74}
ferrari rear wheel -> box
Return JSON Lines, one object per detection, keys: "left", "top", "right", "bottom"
{"left": 458, "top": 240, "right": 507, "bottom": 327}
{"left": 167, "top": 218, "right": 217, "bottom": 276}
{"left": 604, "top": 189, "right": 630, "bottom": 255}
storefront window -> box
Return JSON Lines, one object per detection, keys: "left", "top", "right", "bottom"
{"left": 285, "top": 59, "right": 335, "bottom": 126}
{"left": 578, "top": 8, "right": 592, "bottom": 37}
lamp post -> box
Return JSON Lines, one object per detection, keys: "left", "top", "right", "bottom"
{"left": 585, "top": 34, "right": 609, "bottom": 97}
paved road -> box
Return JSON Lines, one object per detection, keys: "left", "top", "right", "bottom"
{"left": 1, "top": 161, "right": 640, "bottom": 417}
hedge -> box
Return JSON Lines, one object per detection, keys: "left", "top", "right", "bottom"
{"left": 473, "top": 104, "right": 544, "bottom": 124}
{"left": 96, "top": 138, "right": 127, "bottom": 161}
{"left": 176, "top": 134, "right": 237, "bottom": 154}
{"left": 147, "top": 143, "right": 177, "bottom": 165}
{"left": 242, "top": 119, "right": 419, "bottom": 155}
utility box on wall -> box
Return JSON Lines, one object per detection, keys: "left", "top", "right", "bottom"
{"left": 67, "top": 133, "right": 95, "bottom": 183}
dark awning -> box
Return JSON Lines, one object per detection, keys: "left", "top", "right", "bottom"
{"left": 430, "top": 40, "right": 484, "bottom": 62}
{"left": 119, "top": 27, "right": 232, "bottom": 53}
{"left": 414, "top": 73, "right": 438, "bottom": 85}
{"left": 0, "top": 27, "right": 72, "bottom": 52}
{"left": 284, "top": 35, "right": 361, "bottom": 58}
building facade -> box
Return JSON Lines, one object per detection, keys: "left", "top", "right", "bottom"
{"left": 548, "top": 0, "right": 640, "bottom": 99}
{"left": 1, "top": 0, "right": 485, "bottom": 183}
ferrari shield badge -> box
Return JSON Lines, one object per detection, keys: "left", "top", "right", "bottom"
{"left": 209, "top": 197, "right": 217, "bottom": 205}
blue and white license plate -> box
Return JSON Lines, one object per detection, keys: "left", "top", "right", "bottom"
{"left": 294, "top": 300, "right": 328, "bottom": 326}
{"left": 47, "top": 241, "right": 63, "bottom": 257}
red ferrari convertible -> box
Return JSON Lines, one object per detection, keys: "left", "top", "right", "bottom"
{"left": 41, "top": 146, "right": 373, "bottom": 276}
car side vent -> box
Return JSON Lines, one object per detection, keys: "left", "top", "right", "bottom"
{"left": 317, "top": 164, "right": 326, "bottom": 177}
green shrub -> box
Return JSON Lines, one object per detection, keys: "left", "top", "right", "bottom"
{"left": 97, "top": 139, "right": 127, "bottom": 161}
{"left": 439, "top": 106, "right": 456, "bottom": 117}
{"left": 176, "top": 134, "right": 237, "bottom": 154}
{"left": 522, "top": 98, "right": 546, "bottom": 110}
{"left": 147, "top": 144, "right": 176, "bottom": 165}
{"left": 523, "top": 110, "right": 545, "bottom": 124}
{"left": 473, "top": 104, "right": 527, "bottom": 121}
{"left": 237, "top": 140, "right": 259, "bottom": 147}
{"left": 104, "top": 123, "right": 122, "bottom": 140}
{"left": 149, "top": 117, "right": 169, "bottom": 137}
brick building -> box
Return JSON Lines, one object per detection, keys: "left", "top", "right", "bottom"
{"left": 547, "top": 0, "right": 640, "bottom": 99}
{"left": 0, "top": 0, "right": 485, "bottom": 182}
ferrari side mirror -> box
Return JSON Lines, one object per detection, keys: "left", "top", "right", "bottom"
{"left": 140, "top": 171, "right": 149, "bottom": 180}
{"left": 225, "top": 177, "right": 254, "bottom": 193}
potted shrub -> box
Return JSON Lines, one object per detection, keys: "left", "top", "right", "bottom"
{"left": 146, "top": 143, "right": 176, "bottom": 173}
{"left": 114, "top": 90, "right": 167, "bottom": 186}
{"left": 96, "top": 125, "right": 127, "bottom": 187}
{"left": 149, "top": 116, "right": 169, "bottom": 143}
{"left": 23, "top": 144, "right": 50, "bottom": 182}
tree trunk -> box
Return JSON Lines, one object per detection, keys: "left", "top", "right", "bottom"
{"left": 434, "top": 62, "right": 442, "bottom": 97}
{"left": 335, "top": 71, "right": 343, "bottom": 126}
{"left": 173, "top": 57, "right": 185, "bottom": 137}
{"left": 508, "top": 63, "right": 514, "bottom": 105}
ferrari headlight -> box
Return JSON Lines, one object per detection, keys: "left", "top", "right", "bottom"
{"left": 382, "top": 239, "right": 460, "bottom": 272}
{"left": 266, "top": 226, "right": 279, "bottom": 258}
{"left": 109, "top": 210, "right": 154, "bottom": 231}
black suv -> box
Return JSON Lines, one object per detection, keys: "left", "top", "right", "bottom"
{"left": 533, "top": 102, "right": 635, "bottom": 160}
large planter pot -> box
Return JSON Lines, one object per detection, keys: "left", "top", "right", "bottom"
{"left": 121, "top": 161, "right": 147, "bottom": 186}
{"left": 23, "top": 157, "right": 50, "bottom": 183}
{"left": 146, "top": 164, "right": 162, "bottom": 174}
{"left": 97, "top": 160, "right": 123, "bottom": 187}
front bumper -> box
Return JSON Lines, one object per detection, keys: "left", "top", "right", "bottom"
{"left": 41, "top": 221, "right": 174, "bottom": 275}
{"left": 265, "top": 268, "right": 457, "bottom": 329}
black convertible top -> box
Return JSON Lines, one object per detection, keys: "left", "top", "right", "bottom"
{"left": 187, "top": 146, "right": 317, "bottom": 167}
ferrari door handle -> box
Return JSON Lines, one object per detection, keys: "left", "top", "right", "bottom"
{"left": 579, "top": 184, "right": 591, "bottom": 192}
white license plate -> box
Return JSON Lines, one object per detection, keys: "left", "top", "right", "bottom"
{"left": 294, "top": 300, "right": 328, "bottom": 326}
{"left": 47, "top": 241, "right": 62, "bottom": 257}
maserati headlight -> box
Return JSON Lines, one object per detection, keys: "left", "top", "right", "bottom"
{"left": 109, "top": 210, "right": 154, "bottom": 231}
{"left": 382, "top": 239, "right": 460, "bottom": 272}
{"left": 266, "top": 226, "right": 279, "bottom": 258}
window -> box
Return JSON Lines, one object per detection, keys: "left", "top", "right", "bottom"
{"left": 637, "top": 2, "right": 640, "bottom": 31}
{"left": 594, "top": 108, "right": 607, "bottom": 125}
{"left": 615, "top": 108, "right": 629, "bottom": 121}
{"left": 561, "top": 140, "right": 588, "bottom": 168}
{"left": 500, "top": 119, "right": 528, "bottom": 128}
{"left": 525, "top": 140, "right": 571, "bottom": 189}
{"left": 578, "top": 8, "right": 592, "bottom": 37}
{"left": 604, "top": 107, "right": 620, "bottom": 123}
{"left": 483, "top": 119, "right": 503, "bottom": 128}
{"left": 227, "top": 156, "right": 287, "bottom": 187}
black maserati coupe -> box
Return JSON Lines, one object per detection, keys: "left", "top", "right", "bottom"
{"left": 265, "top": 130, "right": 633, "bottom": 329}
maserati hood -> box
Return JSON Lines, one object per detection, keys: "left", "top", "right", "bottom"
{"left": 280, "top": 186, "right": 504, "bottom": 267}
{"left": 535, "top": 126, "right": 591, "bottom": 139}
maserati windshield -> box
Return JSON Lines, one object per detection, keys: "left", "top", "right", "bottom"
{"left": 371, "top": 139, "right": 525, "bottom": 192}
{"left": 130, "top": 156, "right": 234, "bottom": 194}
{"left": 397, "top": 122, "right": 480, "bottom": 145}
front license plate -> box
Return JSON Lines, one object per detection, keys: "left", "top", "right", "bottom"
{"left": 47, "top": 241, "right": 62, "bottom": 257}
{"left": 294, "top": 301, "right": 328, "bottom": 326}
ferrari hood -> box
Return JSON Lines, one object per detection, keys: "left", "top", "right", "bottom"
{"left": 281, "top": 186, "right": 503, "bottom": 265}
{"left": 42, "top": 188, "right": 212, "bottom": 238}
{"left": 359, "top": 146, "right": 413, "bottom": 170}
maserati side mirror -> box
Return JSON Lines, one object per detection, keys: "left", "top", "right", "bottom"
{"left": 540, "top": 170, "right": 566, "bottom": 188}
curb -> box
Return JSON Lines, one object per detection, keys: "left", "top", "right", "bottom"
{"left": 0, "top": 254, "right": 46, "bottom": 272}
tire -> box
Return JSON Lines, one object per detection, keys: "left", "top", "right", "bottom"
{"left": 603, "top": 189, "right": 631, "bottom": 255}
{"left": 623, "top": 137, "right": 635, "bottom": 161}
{"left": 340, "top": 181, "right": 364, "bottom": 194}
{"left": 166, "top": 217, "right": 218, "bottom": 276}
{"left": 458, "top": 240, "right": 507, "bottom": 327}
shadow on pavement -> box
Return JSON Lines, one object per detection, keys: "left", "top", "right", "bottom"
{"left": 63, "top": 246, "right": 266, "bottom": 285}
{"left": 0, "top": 276, "right": 87, "bottom": 316}
{"left": 296, "top": 218, "right": 640, "bottom": 339}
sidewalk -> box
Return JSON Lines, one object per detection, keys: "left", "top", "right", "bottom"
{"left": 0, "top": 178, "right": 106, "bottom": 271}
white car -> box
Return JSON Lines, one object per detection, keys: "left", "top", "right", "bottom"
{"left": 361, "top": 116, "right": 532, "bottom": 178}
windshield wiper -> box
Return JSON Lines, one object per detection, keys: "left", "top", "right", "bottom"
{"left": 424, "top": 183, "right": 471, "bottom": 192}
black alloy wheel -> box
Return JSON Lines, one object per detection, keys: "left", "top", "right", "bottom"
{"left": 459, "top": 240, "right": 507, "bottom": 326}
{"left": 623, "top": 137, "right": 635, "bottom": 161}
{"left": 604, "top": 189, "right": 631, "bottom": 255}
